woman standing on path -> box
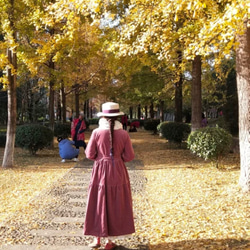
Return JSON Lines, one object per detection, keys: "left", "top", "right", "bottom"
{"left": 83, "top": 102, "right": 135, "bottom": 250}
{"left": 71, "top": 113, "right": 87, "bottom": 150}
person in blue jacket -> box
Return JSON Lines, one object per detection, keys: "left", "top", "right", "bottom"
{"left": 57, "top": 136, "right": 79, "bottom": 163}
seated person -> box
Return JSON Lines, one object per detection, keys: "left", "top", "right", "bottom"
{"left": 130, "top": 121, "right": 140, "bottom": 128}
{"left": 129, "top": 126, "right": 137, "bottom": 132}
{"left": 57, "top": 136, "right": 79, "bottom": 163}
{"left": 129, "top": 121, "right": 140, "bottom": 132}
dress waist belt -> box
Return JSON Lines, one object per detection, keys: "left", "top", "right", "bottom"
{"left": 97, "top": 156, "right": 121, "bottom": 161}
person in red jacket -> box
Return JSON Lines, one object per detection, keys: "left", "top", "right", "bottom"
{"left": 71, "top": 113, "right": 87, "bottom": 149}
{"left": 121, "top": 114, "right": 128, "bottom": 130}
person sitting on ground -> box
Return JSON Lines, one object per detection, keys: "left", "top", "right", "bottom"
{"left": 129, "top": 121, "right": 140, "bottom": 132}
{"left": 57, "top": 136, "right": 79, "bottom": 163}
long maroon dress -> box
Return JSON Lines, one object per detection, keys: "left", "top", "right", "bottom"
{"left": 83, "top": 118, "right": 135, "bottom": 237}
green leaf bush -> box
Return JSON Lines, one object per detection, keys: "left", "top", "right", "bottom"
{"left": 54, "top": 122, "right": 71, "bottom": 137}
{"left": 187, "top": 126, "right": 233, "bottom": 166}
{"left": 88, "top": 118, "right": 99, "bottom": 125}
{"left": 144, "top": 119, "right": 160, "bottom": 132}
{"left": 158, "top": 122, "right": 191, "bottom": 144}
{"left": 16, "top": 124, "right": 54, "bottom": 155}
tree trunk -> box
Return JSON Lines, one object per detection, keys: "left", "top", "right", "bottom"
{"left": 84, "top": 99, "right": 89, "bottom": 118}
{"left": 2, "top": 0, "right": 17, "bottom": 168}
{"left": 160, "top": 100, "right": 164, "bottom": 122}
{"left": 236, "top": 20, "right": 250, "bottom": 192}
{"left": 90, "top": 101, "right": 93, "bottom": 118}
{"left": 48, "top": 58, "right": 55, "bottom": 133}
{"left": 191, "top": 55, "right": 202, "bottom": 131}
{"left": 75, "top": 85, "right": 80, "bottom": 117}
{"left": 56, "top": 90, "right": 61, "bottom": 121}
{"left": 145, "top": 105, "right": 148, "bottom": 119}
{"left": 49, "top": 80, "right": 55, "bottom": 128}
{"left": 174, "top": 50, "right": 183, "bottom": 123}
{"left": 150, "top": 102, "right": 154, "bottom": 118}
{"left": 61, "top": 82, "right": 66, "bottom": 123}
{"left": 129, "top": 106, "right": 133, "bottom": 119}
{"left": 174, "top": 76, "right": 183, "bottom": 122}
{"left": 137, "top": 104, "right": 141, "bottom": 119}
{"left": 32, "top": 88, "right": 36, "bottom": 122}
{"left": 48, "top": 26, "right": 55, "bottom": 131}
{"left": 2, "top": 48, "right": 17, "bottom": 168}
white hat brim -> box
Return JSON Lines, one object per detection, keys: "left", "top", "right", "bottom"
{"left": 97, "top": 111, "right": 124, "bottom": 117}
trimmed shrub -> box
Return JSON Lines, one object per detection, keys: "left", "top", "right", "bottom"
{"left": 0, "top": 132, "right": 6, "bottom": 147}
{"left": 158, "top": 122, "right": 191, "bottom": 144}
{"left": 16, "top": 124, "right": 54, "bottom": 155}
{"left": 85, "top": 119, "right": 90, "bottom": 129}
{"left": 208, "top": 116, "right": 230, "bottom": 131}
{"left": 88, "top": 118, "right": 99, "bottom": 125}
{"left": 187, "top": 126, "right": 233, "bottom": 167}
{"left": 129, "top": 119, "right": 144, "bottom": 127}
{"left": 144, "top": 119, "right": 160, "bottom": 132}
{"left": 54, "top": 122, "right": 71, "bottom": 137}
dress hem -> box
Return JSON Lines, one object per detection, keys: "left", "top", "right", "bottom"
{"left": 83, "top": 234, "right": 134, "bottom": 240}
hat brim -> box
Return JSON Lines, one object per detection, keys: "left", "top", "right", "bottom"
{"left": 97, "top": 111, "right": 124, "bottom": 117}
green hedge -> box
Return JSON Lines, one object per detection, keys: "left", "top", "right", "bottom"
{"left": 88, "top": 118, "right": 99, "bottom": 125}
{"left": 144, "top": 119, "right": 160, "bottom": 132}
{"left": 16, "top": 124, "right": 54, "bottom": 155}
{"left": 54, "top": 122, "right": 71, "bottom": 137}
{"left": 158, "top": 122, "right": 191, "bottom": 144}
{"left": 187, "top": 126, "right": 233, "bottom": 166}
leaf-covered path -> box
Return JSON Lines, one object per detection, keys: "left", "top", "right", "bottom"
{"left": 0, "top": 128, "right": 249, "bottom": 249}
{"left": 0, "top": 162, "right": 149, "bottom": 250}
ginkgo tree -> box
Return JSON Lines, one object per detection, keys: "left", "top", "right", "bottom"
{"left": 106, "top": 0, "right": 217, "bottom": 128}
{"left": 1, "top": 0, "right": 250, "bottom": 192}
{"left": 96, "top": 0, "right": 249, "bottom": 191}
{"left": 0, "top": 0, "right": 24, "bottom": 168}
{"left": 0, "top": 0, "right": 105, "bottom": 167}
{"left": 192, "top": 0, "right": 250, "bottom": 192}
{"left": 33, "top": 0, "right": 113, "bottom": 119}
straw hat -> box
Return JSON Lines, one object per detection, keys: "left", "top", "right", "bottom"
{"left": 97, "top": 102, "right": 124, "bottom": 117}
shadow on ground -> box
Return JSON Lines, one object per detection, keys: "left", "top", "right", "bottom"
{"left": 148, "top": 238, "right": 250, "bottom": 250}
{"left": 99, "top": 245, "right": 148, "bottom": 250}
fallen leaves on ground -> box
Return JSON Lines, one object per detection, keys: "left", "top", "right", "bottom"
{"left": 133, "top": 168, "right": 249, "bottom": 249}
{"left": 129, "top": 130, "right": 250, "bottom": 249}
{"left": 0, "top": 128, "right": 249, "bottom": 250}
{"left": 0, "top": 141, "right": 77, "bottom": 224}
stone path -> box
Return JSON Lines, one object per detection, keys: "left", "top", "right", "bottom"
{"left": 0, "top": 158, "right": 148, "bottom": 250}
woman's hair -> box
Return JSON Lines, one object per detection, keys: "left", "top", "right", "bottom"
{"left": 57, "top": 136, "right": 63, "bottom": 142}
{"left": 105, "top": 117, "right": 117, "bottom": 157}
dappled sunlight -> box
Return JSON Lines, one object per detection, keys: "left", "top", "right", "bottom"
{"left": 0, "top": 147, "right": 74, "bottom": 224}
{"left": 0, "top": 167, "right": 70, "bottom": 224}
{"left": 0, "top": 128, "right": 247, "bottom": 249}
{"left": 128, "top": 129, "right": 240, "bottom": 170}
{"left": 134, "top": 168, "right": 249, "bottom": 249}
{"left": 149, "top": 238, "right": 250, "bottom": 250}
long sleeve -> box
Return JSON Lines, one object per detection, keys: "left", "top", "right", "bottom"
{"left": 122, "top": 133, "right": 135, "bottom": 162}
{"left": 85, "top": 131, "right": 97, "bottom": 160}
